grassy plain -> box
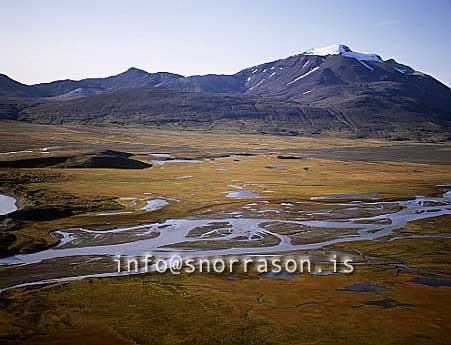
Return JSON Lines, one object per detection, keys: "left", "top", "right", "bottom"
{"left": 0, "top": 121, "right": 450, "bottom": 344}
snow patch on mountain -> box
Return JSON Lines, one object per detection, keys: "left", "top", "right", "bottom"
{"left": 287, "top": 67, "right": 320, "bottom": 85}
{"left": 304, "top": 44, "right": 349, "bottom": 56}
{"left": 303, "top": 44, "right": 382, "bottom": 62}
{"left": 392, "top": 66, "right": 407, "bottom": 74}
{"left": 249, "top": 79, "right": 265, "bottom": 90}
{"left": 357, "top": 60, "right": 375, "bottom": 71}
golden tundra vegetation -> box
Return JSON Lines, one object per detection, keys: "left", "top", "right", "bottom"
{"left": 0, "top": 121, "right": 450, "bottom": 345}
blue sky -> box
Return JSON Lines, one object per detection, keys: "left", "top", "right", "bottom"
{"left": 1, "top": 0, "right": 450, "bottom": 86}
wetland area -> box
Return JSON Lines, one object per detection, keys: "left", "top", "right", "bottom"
{"left": 0, "top": 121, "right": 450, "bottom": 345}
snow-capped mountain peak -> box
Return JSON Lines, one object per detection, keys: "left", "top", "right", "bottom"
{"left": 303, "top": 44, "right": 382, "bottom": 62}
{"left": 303, "top": 44, "right": 351, "bottom": 56}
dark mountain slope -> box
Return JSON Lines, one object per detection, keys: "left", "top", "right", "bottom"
{"left": 33, "top": 67, "right": 182, "bottom": 99}
{"left": 235, "top": 47, "right": 451, "bottom": 115}
{"left": 12, "top": 87, "right": 350, "bottom": 135}
{"left": 0, "top": 68, "right": 182, "bottom": 100}
{"left": 1, "top": 44, "right": 449, "bottom": 112}
{"left": 9, "top": 86, "right": 449, "bottom": 139}
{"left": 157, "top": 74, "right": 246, "bottom": 93}
{"left": 0, "top": 44, "right": 449, "bottom": 139}
{"left": 0, "top": 74, "right": 37, "bottom": 98}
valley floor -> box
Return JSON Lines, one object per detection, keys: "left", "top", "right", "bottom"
{"left": 0, "top": 121, "right": 450, "bottom": 344}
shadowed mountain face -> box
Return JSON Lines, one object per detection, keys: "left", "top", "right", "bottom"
{"left": 237, "top": 53, "right": 451, "bottom": 112}
{"left": 0, "top": 44, "right": 450, "bottom": 139}
{"left": 12, "top": 87, "right": 346, "bottom": 136}
{"left": 33, "top": 68, "right": 183, "bottom": 99}
{"left": 0, "top": 74, "right": 36, "bottom": 98}
{"left": 7, "top": 86, "right": 448, "bottom": 139}
{"left": 0, "top": 68, "right": 182, "bottom": 99}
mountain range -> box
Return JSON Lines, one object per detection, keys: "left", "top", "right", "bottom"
{"left": 1, "top": 44, "right": 450, "bottom": 140}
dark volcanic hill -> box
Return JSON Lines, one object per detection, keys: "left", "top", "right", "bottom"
{"left": 0, "top": 150, "right": 151, "bottom": 169}
{"left": 0, "top": 74, "right": 37, "bottom": 98}
{"left": 0, "top": 44, "right": 450, "bottom": 139}
{"left": 1, "top": 68, "right": 182, "bottom": 100}
{"left": 234, "top": 45, "right": 451, "bottom": 125}
{"left": 12, "top": 87, "right": 346, "bottom": 136}
{"left": 155, "top": 44, "right": 451, "bottom": 117}
{"left": 6, "top": 86, "right": 448, "bottom": 139}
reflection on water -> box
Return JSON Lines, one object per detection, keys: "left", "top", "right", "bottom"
{"left": 0, "top": 194, "right": 17, "bottom": 215}
{"left": 1, "top": 190, "right": 450, "bottom": 291}
{"left": 311, "top": 193, "right": 378, "bottom": 200}
{"left": 339, "top": 283, "right": 389, "bottom": 293}
{"left": 226, "top": 191, "right": 261, "bottom": 198}
{"left": 150, "top": 159, "right": 202, "bottom": 165}
{"left": 141, "top": 199, "right": 169, "bottom": 211}
{"left": 259, "top": 271, "right": 300, "bottom": 279}
{"left": 409, "top": 277, "right": 451, "bottom": 287}
{"left": 147, "top": 153, "right": 173, "bottom": 158}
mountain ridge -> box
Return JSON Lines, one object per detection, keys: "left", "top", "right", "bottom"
{"left": 1, "top": 44, "right": 450, "bottom": 140}
{"left": 2, "top": 44, "right": 449, "bottom": 99}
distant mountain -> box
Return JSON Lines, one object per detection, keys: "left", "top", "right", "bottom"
{"left": 0, "top": 74, "right": 37, "bottom": 98}
{"left": 158, "top": 44, "right": 450, "bottom": 115}
{"left": 235, "top": 44, "right": 451, "bottom": 116}
{"left": 156, "top": 74, "right": 246, "bottom": 94}
{"left": 35, "top": 67, "right": 182, "bottom": 99}
{"left": 1, "top": 44, "right": 450, "bottom": 139}
{"left": 13, "top": 87, "right": 340, "bottom": 136}
{"left": 5, "top": 85, "right": 447, "bottom": 140}
{"left": 1, "top": 68, "right": 182, "bottom": 100}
